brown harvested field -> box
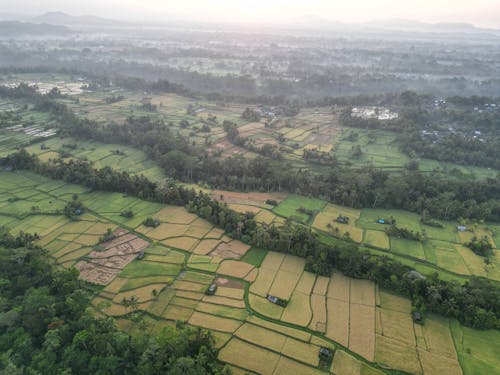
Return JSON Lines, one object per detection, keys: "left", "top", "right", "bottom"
{"left": 246, "top": 315, "right": 311, "bottom": 342}
{"left": 193, "top": 239, "right": 221, "bottom": 255}
{"left": 162, "top": 237, "right": 199, "bottom": 251}
{"left": 75, "top": 261, "right": 120, "bottom": 285}
{"left": 89, "top": 237, "right": 149, "bottom": 258}
{"left": 214, "top": 277, "right": 244, "bottom": 289}
{"left": 273, "top": 356, "right": 325, "bottom": 375}
{"left": 375, "top": 335, "right": 422, "bottom": 375}
{"left": 268, "top": 270, "right": 302, "bottom": 300}
{"left": 417, "top": 348, "right": 463, "bottom": 375}
{"left": 279, "top": 255, "right": 306, "bottom": 274}
{"left": 217, "top": 260, "right": 254, "bottom": 278}
{"left": 248, "top": 293, "right": 283, "bottom": 320}
{"left": 218, "top": 338, "right": 280, "bottom": 375}
{"left": 312, "top": 276, "right": 330, "bottom": 295}
{"left": 113, "top": 283, "right": 166, "bottom": 303}
{"left": 421, "top": 315, "right": 458, "bottom": 359}
{"left": 162, "top": 304, "right": 193, "bottom": 321}
{"left": 100, "top": 233, "right": 137, "bottom": 249}
{"left": 330, "top": 350, "right": 361, "bottom": 375}
{"left": 328, "top": 273, "right": 350, "bottom": 301}
{"left": 309, "top": 294, "right": 327, "bottom": 332}
{"left": 281, "top": 337, "right": 320, "bottom": 367}
{"left": 228, "top": 204, "right": 261, "bottom": 214}
{"left": 350, "top": 278, "right": 375, "bottom": 306}
{"left": 295, "top": 271, "right": 316, "bottom": 294}
{"left": 215, "top": 286, "right": 245, "bottom": 299}
{"left": 249, "top": 267, "right": 276, "bottom": 297}
{"left": 211, "top": 190, "right": 287, "bottom": 207}
{"left": 153, "top": 206, "right": 197, "bottom": 224}
{"left": 326, "top": 298, "right": 349, "bottom": 347}
{"left": 349, "top": 304, "right": 375, "bottom": 361}
{"left": 89, "top": 254, "right": 137, "bottom": 269}
{"left": 261, "top": 252, "right": 285, "bottom": 270}
{"left": 379, "top": 308, "right": 416, "bottom": 346}
{"left": 188, "top": 311, "right": 242, "bottom": 333}
{"left": 281, "top": 291, "right": 312, "bottom": 327}
{"left": 209, "top": 240, "right": 250, "bottom": 259}
{"left": 235, "top": 323, "right": 287, "bottom": 352}
{"left": 202, "top": 295, "right": 246, "bottom": 308}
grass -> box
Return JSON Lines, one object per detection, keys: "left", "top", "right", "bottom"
{"left": 450, "top": 319, "right": 500, "bottom": 375}
{"left": 273, "top": 194, "right": 326, "bottom": 223}
{"left": 363, "top": 230, "right": 390, "bottom": 249}
{"left": 241, "top": 247, "right": 268, "bottom": 266}
{"left": 390, "top": 238, "right": 426, "bottom": 260}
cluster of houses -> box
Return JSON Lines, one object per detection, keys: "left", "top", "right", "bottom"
{"left": 473, "top": 103, "right": 497, "bottom": 113}
{"left": 6, "top": 124, "right": 56, "bottom": 138}
{"left": 351, "top": 106, "right": 399, "bottom": 120}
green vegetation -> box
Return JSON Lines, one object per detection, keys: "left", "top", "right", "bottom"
{"left": 273, "top": 195, "right": 326, "bottom": 223}
{"left": 241, "top": 247, "right": 268, "bottom": 267}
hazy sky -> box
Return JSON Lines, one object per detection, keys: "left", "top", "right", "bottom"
{"left": 2, "top": 0, "right": 500, "bottom": 28}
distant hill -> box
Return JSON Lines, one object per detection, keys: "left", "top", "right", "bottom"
{"left": 32, "top": 11, "right": 124, "bottom": 27}
{"left": 285, "top": 16, "right": 497, "bottom": 34}
{"left": 363, "top": 19, "right": 483, "bottom": 33}
{"left": 0, "top": 21, "right": 70, "bottom": 36}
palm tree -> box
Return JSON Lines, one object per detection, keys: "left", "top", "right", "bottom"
{"left": 129, "top": 295, "right": 139, "bottom": 311}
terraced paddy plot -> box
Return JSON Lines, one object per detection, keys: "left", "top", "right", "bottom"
{"left": 218, "top": 338, "right": 280, "bottom": 375}
{"left": 390, "top": 238, "right": 426, "bottom": 260}
{"left": 250, "top": 290, "right": 285, "bottom": 318}
{"left": 357, "top": 208, "right": 422, "bottom": 232}
{"left": 272, "top": 194, "right": 326, "bottom": 223}
{"left": 217, "top": 259, "right": 254, "bottom": 278}
{"left": 451, "top": 320, "right": 500, "bottom": 375}
{"left": 326, "top": 298, "right": 350, "bottom": 347}
{"left": 209, "top": 240, "right": 250, "bottom": 259}
{"left": 188, "top": 311, "right": 242, "bottom": 333}
{"left": 363, "top": 229, "right": 390, "bottom": 249}
{"left": 187, "top": 254, "right": 222, "bottom": 272}
{"left": 235, "top": 323, "right": 287, "bottom": 352}
{"left": 313, "top": 203, "right": 363, "bottom": 242}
